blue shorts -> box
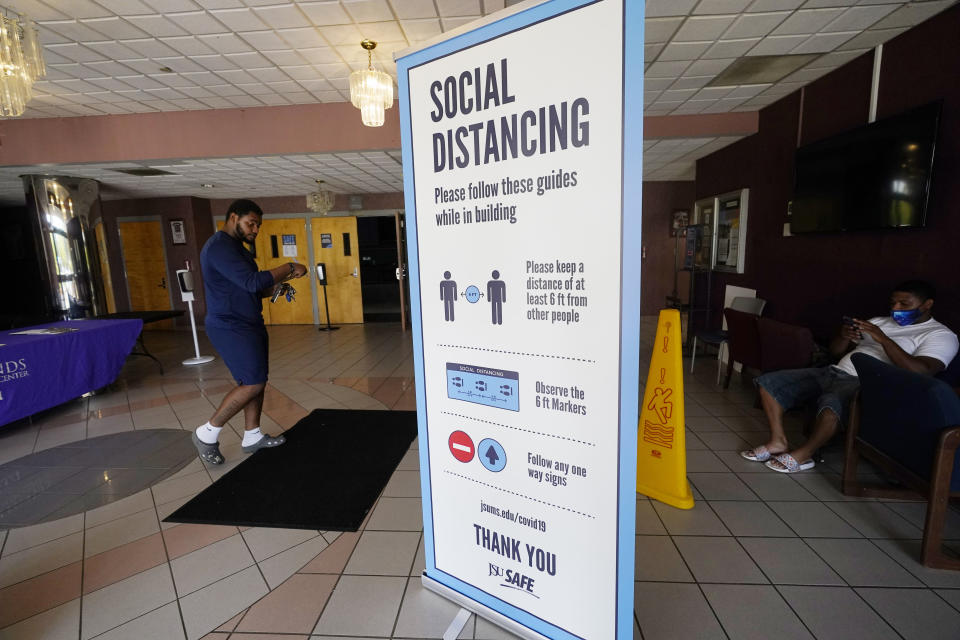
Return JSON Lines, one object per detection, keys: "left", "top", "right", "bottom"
{"left": 206, "top": 324, "right": 269, "bottom": 385}
{"left": 755, "top": 366, "right": 859, "bottom": 425}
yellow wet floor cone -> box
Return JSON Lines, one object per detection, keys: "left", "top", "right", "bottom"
{"left": 637, "top": 309, "right": 694, "bottom": 509}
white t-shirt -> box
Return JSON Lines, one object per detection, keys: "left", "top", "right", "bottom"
{"left": 835, "top": 316, "right": 959, "bottom": 376}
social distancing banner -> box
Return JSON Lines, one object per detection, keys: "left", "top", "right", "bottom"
{"left": 637, "top": 309, "right": 694, "bottom": 510}
{"left": 396, "top": 0, "right": 644, "bottom": 638}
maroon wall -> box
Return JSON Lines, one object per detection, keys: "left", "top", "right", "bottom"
{"left": 695, "top": 4, "right": 960, "bottom": 342}
{"left": 641, "top": 181, "right": 697, "bottom": 315}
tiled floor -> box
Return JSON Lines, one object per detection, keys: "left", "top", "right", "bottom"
{"left": 1, "top": 320, "right": 959, "bottom": 639}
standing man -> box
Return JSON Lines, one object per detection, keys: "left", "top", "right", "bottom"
{"left": 193, "top": 199, "right": 307, "bottom": 464}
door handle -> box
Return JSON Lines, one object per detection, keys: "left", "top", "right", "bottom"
{"left": 159, "top": 276, "right": 166, "bottom": 289}
{"left": 352, "top": 268, "right": 358, "bottom": 278}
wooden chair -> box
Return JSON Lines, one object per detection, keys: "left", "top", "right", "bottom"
{"left": 843, "top": 353, "right": 960, "bottom": 569}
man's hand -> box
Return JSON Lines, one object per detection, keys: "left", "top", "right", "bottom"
{"left": 289, "top": 263, "right": 307, "bottom": 278}
{"left": 840, "top": 321, "right": 862, "bottom": 342}
{"left": 853, "top": 318, "right": 884, "bottom": 342}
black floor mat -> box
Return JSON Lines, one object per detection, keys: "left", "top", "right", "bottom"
{"left": 164, "top": 409, "right": 418, "bottom": 531}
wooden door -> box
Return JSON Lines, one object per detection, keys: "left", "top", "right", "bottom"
{"left": 312, "top": 217, "right": 363, "bottom": 324}
{"left": 118, "top": 220, "right": 172, "bottom": 329}
{"left": 94, "top": 221, "right": 116, "bottom": 314}
{"left": 255, "top": 218, "right": 315, "bottom": 325}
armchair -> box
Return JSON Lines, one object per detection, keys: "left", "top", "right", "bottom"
{"left": 843, "top": 352, "right": 960, "bottom": 569}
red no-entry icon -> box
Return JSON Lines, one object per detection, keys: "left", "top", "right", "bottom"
{"left": 448, "top": 430, "right": 475, "bottom": 463}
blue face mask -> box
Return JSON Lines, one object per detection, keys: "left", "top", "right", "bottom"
{"left": 891, "top": 308, "right": 923, "bottom": 326}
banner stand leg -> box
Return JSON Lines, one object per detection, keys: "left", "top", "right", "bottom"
{"left": 442, "top": 608, "right": 472, "bottom": 640}
{"left": 421, "top": 574, "right": 550, "bottom": 640}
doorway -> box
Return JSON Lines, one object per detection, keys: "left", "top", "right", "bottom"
{"left": 357, "top": 216, "right": 404, "bottom": 322}
{"left": 118, "top": 219, "right": 173, "bottom": 329}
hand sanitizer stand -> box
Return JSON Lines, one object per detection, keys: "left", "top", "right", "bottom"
{"left": 177, "top": 268, "right": 215, "bottom": 365}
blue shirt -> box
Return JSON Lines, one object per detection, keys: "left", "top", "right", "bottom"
{"left": 201, "top": 230, "right": 275, "bottom": 328}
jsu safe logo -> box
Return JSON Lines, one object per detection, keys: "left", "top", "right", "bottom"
{"left": 488, "top": 562, "right": 539, "bottom": 598}
{"left": 0, "top": 358, "right": 29, "bottom": 384}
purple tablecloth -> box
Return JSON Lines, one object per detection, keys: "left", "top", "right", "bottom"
{"left": 0, "top": 319, "right": 142, "bottom": 427}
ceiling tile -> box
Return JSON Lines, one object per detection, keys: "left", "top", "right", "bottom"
{"left": 124, "top": 15, "right": 189, "bottom": 37}
{"left": 198, "top": 33, "right": 256, "bottom": 53}
{"left": 94, "top": 0, "right": 156, "bottom": 15}
{"left": 669, "top": 75, "right": 713, "bottom": 90}
{"left": 252, "top": 5, "right": 313, "bottom": 29}
{"left": 83, "top": 60, "right": 141, "bottom": 76}
{"left": 801, "top": 0, "right": 858, "bottom": 7}
{"left": 262, "top": 51, "right": 308, "bottom": 66}
{"left": 835, "top": 26, "right": 904, "bottom": 49}
{"left": 646, "top": 60, "right": 693, "bottom": 78}
{"left": 342, "top": 0, "right": 395, "bottom": 22}
{"left": 771, "top": 8, "right": 846, "bottom": 35}
{"left": 153, "top": 56, "right": 208, "bottom": 72}
{"left": 684, "top": 58, "right": 735, "bottom": 75}
{"left": 297, "top": 46, "right": 341, "bottom": 64}
{"left": 318, "top": 23, "right": 365, "bottom": 45}
{"left": 674, "top": 15, "right": 738, "bottom": 41}
{"left": 42, "top": 20, "right": 111, "bottom": 41}
{"left": 705, "top": 37, "right": 762, "bottom": 57}
{"left": 142, "top": 0, "right": 202, "bottom": 10}
{"left": 646, "top": 17, "right": 685, "bottom": 43}
{"left": 209, "top": 8, "right": 268, "bottom": 31}
{"left": 645, "top": 43, "right": 666, "bottom": 60}
{"left": 83, "top": 17, "right": 148, "bottom": 40}
{"left": 724, "top": 83, "right": 772, "bottom": 98}
{"left": 159, "top": 35, "right": 217, "bottom": 56}
{"left": 646, "top": 0, "right": 699, "bottom": 18}
{"left": 388, "top": 0, "right": 437, "bottom": 20}
{"left": 748, "top": 34, "right": 808, "bottom": 55}
{"left": 790, "top": 30, "right": 856, "bottom": 53}
{"left": 871, "top": 0, "right": 954, "bottom": 29}
{"left": 193, "top": 54, "right": 240, "bottom": 71}
{"left": 167, "top": 11, "right": 228, "bottom": 35}
{"left": 277, "top": 27, "right": 328, "bottom": 48}
{"left": 195, "top": 0, "right": 244, "bottom": 7}
{"left": 695, "top": 0, "right": 754, "bottom": 14}
{"left": 400, "top": 18, "right": 443, "bottom": 42}
{"left": 436, "top": 0, "right": 481, "bottom": 18}
{"left": 83, "top": 40, "right": 143, "bottom": 59}
{"left": 44, "top": 43, "right": 107, "bottom": 63}
{"left": 354, "top": 21, "right": 405, "bottom": 42}
{"left": 724, "top": 11, "right": 791, "bottom": 38}
{"left": 237, "top": 30, "right": 291, "bottom": 49}
{"left": 825, "top": 5, "right": 900, "bottom": 33}
{"left": 657, "top": 41, "right": 713, "bottom": 61}
{"left": 746, "top": 0, "right": 806, "bottom": 10}
{"left": 119, "top": 38, "right": 181, "bottom": 58}
{"left": 246, "top": 66, "right": 290, "bottom": 82}
{"left": 440, "top": 16, "right": 476, "bottom": 31}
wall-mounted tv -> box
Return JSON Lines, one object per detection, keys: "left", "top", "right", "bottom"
{"left": 790, "top": 101, "right": 941, "bottom": 233}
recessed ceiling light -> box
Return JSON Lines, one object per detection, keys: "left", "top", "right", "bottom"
{"left": 201, "top": 183, "right": 215, "bottom": 188}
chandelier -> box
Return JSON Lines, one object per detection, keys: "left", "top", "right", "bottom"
{"left": 349, "top": 39, "right": 393, "bottom": 127}
{"left": 0, "top": 9, "right": 46, "bottom": 117}
{"left": 306, "top": 180, "right": 335, "bottom": 215}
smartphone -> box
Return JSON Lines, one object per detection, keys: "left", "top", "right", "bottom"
{"left": 843, "top": 316, "right": 863, "bottom": 339}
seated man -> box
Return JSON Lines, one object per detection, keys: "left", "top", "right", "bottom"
{"left": 741, "top": 280, "right": 958, "bottom": 473}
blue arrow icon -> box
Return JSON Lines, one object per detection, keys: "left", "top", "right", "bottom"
{"left": 478, "top": 438, "right": 506, "bottom": 472}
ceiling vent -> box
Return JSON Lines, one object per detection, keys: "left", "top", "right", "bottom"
{"left": 109, "top": 168, "right": 179, "bottom": 177}
{"left": 707, "top": 54, "right": 820, "bottom": 87}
